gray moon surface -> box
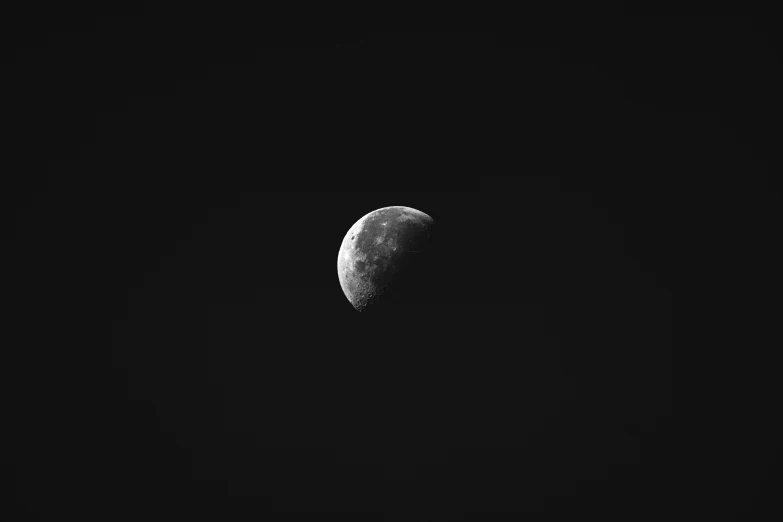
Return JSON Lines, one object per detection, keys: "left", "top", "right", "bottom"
{"left": 337, "top": 206, "right": 435, "bottom": 311}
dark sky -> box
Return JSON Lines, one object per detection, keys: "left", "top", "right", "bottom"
{"left": 12, "top": 21, "right": 778, "bottom": 519}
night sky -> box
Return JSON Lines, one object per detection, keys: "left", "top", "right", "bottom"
{"left": 12, "top": 21, "right": 778, "bottom": 520}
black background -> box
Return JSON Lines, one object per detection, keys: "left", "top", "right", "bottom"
{"left": 10, "top": 19, "right": 779, "bottom": 520}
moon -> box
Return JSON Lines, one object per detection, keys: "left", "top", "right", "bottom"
{"left": 337, "top": 206, "right": 435, "bottom": 311}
